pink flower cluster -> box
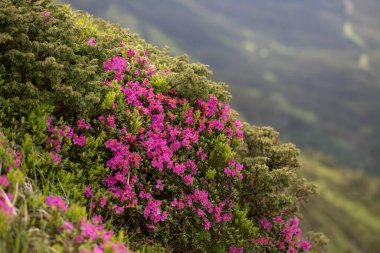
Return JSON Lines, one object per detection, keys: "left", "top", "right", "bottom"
{"left": 229, "top": 245, "right": 244, "bottom": 253}
{"left": 224, "top": 159, "right": 244, "bottom": 180}
{"left": 77, "top": 118, "right": 91, "bottom": 130}
{"left": 254, "top": 216, "right": 311, "bottom": 252}
{"left": 40, "top": 11, "right": 53, "bottom": 21}
{"left": 46, "top": 117, "right": 89, "bottom": 164}
{"left": 46, "top": 195, "right": 68, "bottom": 212}
{"left": 170, "top": 188, "right": 233, "bottom": 230}
{"left": 56, "top": 204, "right": 128, "bottom": 252}
{"left": 45, "top": 49, "right": 244, "bottom": 232}
{"left": 81, "top": 49, "right": 244, "bottom": 230}
{"left": 87, "top": 37, "right": 96, "bottom": 46}
{"left": 66, "top": 218, "right": 128, "bottom": 253}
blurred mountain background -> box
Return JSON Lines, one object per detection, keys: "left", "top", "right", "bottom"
{"left": 58, "top": 0, "right": 380, "bottom": 252}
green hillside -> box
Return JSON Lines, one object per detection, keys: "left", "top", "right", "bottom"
{"left": 300, "top": 155, "right": 380, "bottom": 252}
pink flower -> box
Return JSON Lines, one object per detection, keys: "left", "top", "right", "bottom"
{"left": 173, "top": 163, "right": 186, "bottom": 175}
{"left": 0, "top": 175, "right": 9, "bottom": 188}
{"left": 93, "top": 246, "right": 103, "bottom": 253}
{"left": 254, "top": 237, "right": 272, "bottom": 246}
{"left": 223, "top": 213, "right": 233, "bottom": 222}
{"left": 155, "top": 180, "right": 164, "bottom": 191}
{"left": 170, "top": 199, "right": 177, "bottom": 207}
{"left": 73, "top": 134, "right": 86, "bottom": 147}
{"left": 114, "top": 206, "right": 124, "bottom": 214}
{"left": 229, "top": 245, "right": 244, "bottom": 253}
{"left": 277, "top": 241, "right": 285, "bottom": 250}
{"left": 260, "top": 217, "right": 272, "bottom": 230}
{"left": 87, "top": 37, "right": 96, "bottom": 46}
{"left": 0, "top": 195, "right": 14, "bottom": 215}
{"left": 289, "top": 217, "right": 299, "bottom": 228}
{"left": 51, "top": 151, "right": 61, "bottom": 164}
{"left": 274, "top": 215, "right": 284, "bottom": 224}
{"left": 205, "top": 96, "right": 219, "bottom": 117}
{"left": 92, "top": 215, "right": 102, "bottom": 224}
{"left": 147, "top": 224, "right": 157, "bottom": 230}
{"left": 40, "top": 11, "right": 52, "bottom": 21}
{"left": 300, "top": 239, "right": 311, "bottom": 252}
{"left": 184, "top": 108, "right": 194, "bottom": 125}
{"left": 84, "top": 185, "right": 92, "bottom": 198}
{"left": 62, "top": 220, "right": 74, "bottom": 232}
{"left": 183, "top": 175, "right": 193, "bottom": 186}
{"left": 196, "top": 148, "right": 207, "bottom": 161}
{"left": 203, "top": 218, "right": 211, "bottom": 230}
{"left": 177, "top": 201, "right": 185, "bottom": 209}
{"left": 14, "top": 151, "right": 22, "bottom": 168}
{"left": 46, "top": 195, "right": 68, "bottom": 212}
{"left": 106, "top": 115, "right": 116, "bottom": 128}
{"left": 80, "top": 219, "right": 97, "bottom": 240}
{"left": 197, "top": 209, "right": 205, "bottom": 217}
{"left": 224, "top": 167, "right": 232, "bottom": 177}
{"left": 75, "top": 235, "right": 84, "bottom": 244}
{"left": 143, "top": 199, "right": 167, "bottom": 224}
{"left": 77, "top": 118, "right": 91, "bottom": 130}
{"left": 100, "top": 196, "right": 107, "bottom": 207}
{"left": 209, "top": 119, "right": 224, "bottom": 130}
{"left": 98, "top": 115, "right": 105, "bottom": 122}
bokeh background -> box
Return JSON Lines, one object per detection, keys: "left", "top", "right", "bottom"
{"left": 58, "top": 1, "right": 380, "bottom": 252}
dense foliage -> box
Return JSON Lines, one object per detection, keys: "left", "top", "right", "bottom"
{"left": 0, "top": 134, "right": 129, "bottom": 253}
{"left": 0, "top": 0, "right": 323, "bottom": 252}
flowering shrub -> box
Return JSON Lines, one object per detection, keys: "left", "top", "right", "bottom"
{"left": 45, "top": 48, "right": 246, "bottom": 250}
{"left": 254, "top": 216, "right": 311, "bottom": 252}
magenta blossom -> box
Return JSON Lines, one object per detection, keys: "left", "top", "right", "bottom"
{"left": 73, "top": 134, "right": 86, "bottom": 147}
{"left": 77, "top": 118, "right": 91, "bottom": 130}
{"left": 84, "top": 185, "right": 92, "bottom": 198}
{"left": 51, "top": 151, "right": 61, "bottom": 164}
{"left": 87, "top": 37, "right": 96, "bottom": 46}
{"left": 40, "top": 11, "right": 52, "bottom": 21}
{"left": 229, "top": 245, "right": 244, "bottom": 253}
{"left": 62, "top": 220, "right": 74, "bottom": 232}
{"left": 46, "top": 195, "right": 68, "bottom": 212}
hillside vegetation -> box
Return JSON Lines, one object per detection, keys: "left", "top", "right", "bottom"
{"left": 0, "top": 0, "right": 324, "bottom": 252}
{"left": 300, "top": 155, "right": 380, "bottom": 252}
{"left": 63, "top": 0, "right": 380, "bottom": 174}
{"left": 57, "top": 1, "right": 380, "bottom": 252}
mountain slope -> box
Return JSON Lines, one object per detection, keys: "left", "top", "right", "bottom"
{"left": 300, "top": 154, "right": 380, "bottom": 253}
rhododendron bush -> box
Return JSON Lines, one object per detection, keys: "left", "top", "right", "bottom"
{"left": 254, "top": 216, "right": 311, "bottom": 252}
{"left": 0, "top": 0, "right": 325, "bottom": 252}
{"left": 44, "top": 49, "right": 246, "bottom": 248}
